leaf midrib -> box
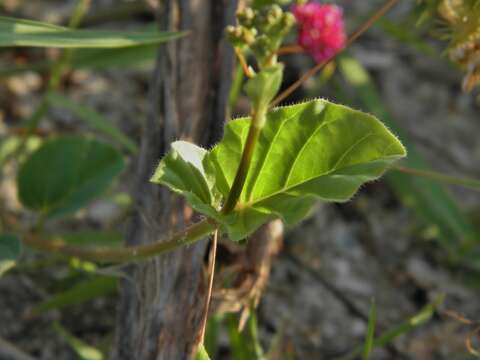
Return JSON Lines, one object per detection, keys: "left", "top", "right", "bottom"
{"left": 236, "top": 153, "right": 402, "bottom": 211}
{"left": 247, "top": 105, "right": 304, "bottom": 199}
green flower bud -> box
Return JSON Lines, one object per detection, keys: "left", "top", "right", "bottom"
{"left": 237, "top": 7, "right": 255, "bottom": 28}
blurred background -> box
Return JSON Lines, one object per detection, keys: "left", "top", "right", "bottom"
{"left": 1, "top": 0, "right": 480, "bottom": 359}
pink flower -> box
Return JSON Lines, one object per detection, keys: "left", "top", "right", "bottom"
{"left": 293, "top": 2, "right": 346, "bottom": 63}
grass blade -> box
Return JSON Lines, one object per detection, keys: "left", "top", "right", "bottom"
{"left": 363, "top": 299, "right": 376, "bottom": 360}
{"left": 53, "top": 322, "right": 104, "bottom": 360}
{"left": 0, "top": 16, "right": 185, "bottom": 48}
{"left": 338, "top": 295, "right": 444, "bottom": 360}
{"left": 31, "top": 276, "right": 117, "bottom": 315}
{"left": 47, "top": 93, "right": 138, "bottom": 153}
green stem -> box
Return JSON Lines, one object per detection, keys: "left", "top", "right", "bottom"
{"left": 393, "top": 165, "right": 480, "bottom": 192}
{"left": 23, "top": 219, "right": 216, "bottom": 263}
{"left": 221, "top": 110, "right": 265, "bottom": 213}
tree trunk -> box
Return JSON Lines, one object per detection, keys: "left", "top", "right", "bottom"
{"left": 111, "top": 1, "right": 237, "bottom": 359}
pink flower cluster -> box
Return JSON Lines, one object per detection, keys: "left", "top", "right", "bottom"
{"left": 293, "top": 2, "right": 346, "bottom": 63}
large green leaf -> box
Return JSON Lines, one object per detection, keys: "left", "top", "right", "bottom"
{"left": 152, "top": 100, "right": 406, "bottom": 241}
{"left": 0, "top": 16, "right": 185, "bottom": 48}
{"left": 17, "top": 136, "right": 124, "bottom": 217}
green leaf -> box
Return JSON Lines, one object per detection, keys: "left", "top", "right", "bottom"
{"left": 153, "top": 99, "right": 406, "bottom": 241}
{"left": 208, "top": 100, "right": 405, "bottom": 240}
{"left": 339, "top": 295, "right": 444, "bottom": 360}
{"left": 53, "top": 322, "right": 104, "bottom": 360}
{"left": 196, "top": 345, "right": 212, "bottom": 360}
{"left": 363, "top": 300, "right": 376, "bottom": 360}
{"left": 245, "top": 64, "right": 283, "bottom": 117}
{"left": 47, "top": 93, "right": 138, "bottom": 154}
{"left": 150, "top": 141, "right": 220, "bottom": 220}
{"left": 17, "top": 136, "right": 124, "bottom": 217}
{"left": 0, "top": 16, "right": 185, "bottom": 48}
{"left": 0, "top": 234, "right": 22, "bottom": 276}
{"left": 31, "top": 276, "right": 117, "bottom": 315}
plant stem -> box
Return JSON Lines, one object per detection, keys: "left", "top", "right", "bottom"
{"left": 271, "top": 0, "right": 400, "bottom": 107}
{"left": 221, "top": 110, "right": 264, "bottom": 213}
{"left": 393, "top": 165, "right": 480, "bottom": 192}
{"left": 23, "top": 219, "right": 216, "bottom": 263}
{"left": 196, "top": 230, "right": 218, "bottom": 348}
{"left": 234, "top": 47, "right": 254, "bottom": 78}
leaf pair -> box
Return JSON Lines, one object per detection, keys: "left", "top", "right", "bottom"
{"left": 152, "top": 99, "right": 406, "bottom": 241}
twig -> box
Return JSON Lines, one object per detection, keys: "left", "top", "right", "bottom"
{"left": 23, "top": 219, "right": 216, "bottom": 263}
{"left": 197, "top": 230, "right": 219, "bottom": 348}
{"left": 271, "top": 0, "right": 400, "bottom": 107}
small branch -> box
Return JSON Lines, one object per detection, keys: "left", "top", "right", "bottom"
{"left": 23, "top": 219, "right": 216, "bottom": 263}
{"left": 276, "top": 45, "right": 304, "bottom": 56}
{"left": 196, "top": 230, "right": 219, "bottom": 348}
{"left": 393, "top": 165, "right": 480, "bottom": 192}
{"left": 271, "top": 0, "right": 400, "bottom": 108}
{"left": 234, "top": 47, "right": 254, "bottom": 78}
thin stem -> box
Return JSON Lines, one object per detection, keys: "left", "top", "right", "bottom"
{"left": 221, "top": 111, "right": 263, "bottom": 213}
{"left": 197, "top": 229, "right": 218, "bottom": 347}
{"left": 276, "top": 45, "right": 304, "bottom": 55}
{"left": 23, "top": 219, "right": 216, "bottom": 263}
{"left": 271, "top": 0, "right": 400, "bottom": 108}
{"left": 393, "top": 165, "right": 480, "bottom": 192}
{"left": 234, "top": 47, "right": 254, "bottom": 78}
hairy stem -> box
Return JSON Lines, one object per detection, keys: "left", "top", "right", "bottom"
{"left": 23, "top": 219, "right": 216, "bottom": 263}
{"left": 221, "top": 110, "right": 264, "bottom": 213}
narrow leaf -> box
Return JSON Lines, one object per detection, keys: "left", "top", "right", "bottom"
{"left": 17, "top": 136, "right": 124, "bottom": 217}
{"left": 53, "top": 322, "right": 104, "bottom": 360}
{"left": 339, "top": 295, "right": 444, "bottom": 360}
{"left": 363, "top": 300, "right": 376, "bottom": 360}
{"left": 31, "top": 276, "right": 117, "bottom": 315}
{"left": 47, "top": 93, "right": 138, "bottom": 153}
{"left": 0, "top": 16, "right": 185, "bottom": 48}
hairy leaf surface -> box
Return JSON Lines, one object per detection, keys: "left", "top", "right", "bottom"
{"left": 152, "top": 100, "right": 406, "bottom": 240}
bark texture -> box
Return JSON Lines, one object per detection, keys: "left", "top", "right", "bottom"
{"left": 111, "top": 1, "right": 237, "bottom": 359}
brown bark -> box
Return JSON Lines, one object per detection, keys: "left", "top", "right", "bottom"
{"left": 213, "top": 220, "right": 284, "bottom": 328}
{"left": 110, "top": 1, "right": 237, "bottom": 359}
